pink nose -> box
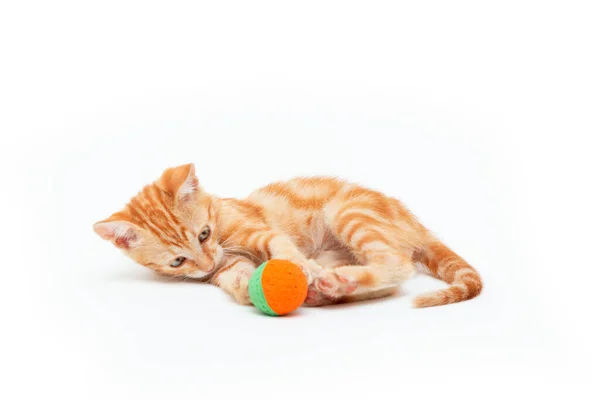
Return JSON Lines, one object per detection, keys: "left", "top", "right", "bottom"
{"left": 201, "top": 262, "right": 215, "bottom": 272}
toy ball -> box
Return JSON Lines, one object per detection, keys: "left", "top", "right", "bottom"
{"left": 248, "top": 259, "right": 308, "bottom": 316}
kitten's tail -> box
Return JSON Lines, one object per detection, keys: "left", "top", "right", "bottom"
{"left": 412, "top": 239, "right": 483, "bottom": 308}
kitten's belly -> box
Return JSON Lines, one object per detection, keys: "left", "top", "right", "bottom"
{"left": 295, "top": 214, "right": 342, "bottom": 259}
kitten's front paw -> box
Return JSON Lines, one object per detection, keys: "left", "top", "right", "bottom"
{"left": 315, "top": 269, "right": 358, "bottom": 298}
{"left": 297, "top": 259, "right": 324, "bottom": 285}
{"left": 232, "top": 270, "right": 252, "bottom": 305}
{"left": 304, "top": 283, "right": 336, "bottom": 307}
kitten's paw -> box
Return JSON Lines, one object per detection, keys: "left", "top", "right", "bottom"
{"left": 315, "top": 269, "right": 358, "bottom": 298}
{"left": 232, "top": 269, "right": 252, "bottom": 305}
{"left": 304, "top": 284, "right": 335, "bottom": 307}
{"left": 297, "top": 259, "right": 324, "bottom": 285}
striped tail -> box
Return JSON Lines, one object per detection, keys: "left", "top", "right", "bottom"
{"left": 413, "top": 239, "right": 483, "bottom": 308}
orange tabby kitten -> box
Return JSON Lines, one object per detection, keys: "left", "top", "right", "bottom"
{"left": 94, "top": 164, "right": 482, "bottom": 307}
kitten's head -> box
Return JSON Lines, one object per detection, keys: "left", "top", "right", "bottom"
{"left": 93, "top": 163, "right": 223, "bottom": 279}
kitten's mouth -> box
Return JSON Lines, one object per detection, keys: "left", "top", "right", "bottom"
{"left": 186, "top": 265, "right": 216, "bottom": 280}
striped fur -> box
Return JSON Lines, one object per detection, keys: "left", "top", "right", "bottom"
{"left": 411, "top": 241, "right": 483, "bottom": 307}
{"left": 94, "top": 164, "right": 483, "bottom": 307}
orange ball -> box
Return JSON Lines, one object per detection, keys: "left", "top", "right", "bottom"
{"left": 248, "top": 259, "right": 308, "bottom": 316}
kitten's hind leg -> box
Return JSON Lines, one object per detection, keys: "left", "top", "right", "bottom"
{"left": 315, "top": 202, "right": 417, "bottom": 300}
{"left": 315, "top": 260, "right": 413, "bottom": 299}
{"left": 304, "top": 250, "right": 353, "bottom": 306}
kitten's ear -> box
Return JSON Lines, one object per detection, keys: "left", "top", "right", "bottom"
{"left": 93, "top": 220, "right": 142, "bottom": 250}
{"left": 156, "top": 163, "right": 200, "bottom": 200}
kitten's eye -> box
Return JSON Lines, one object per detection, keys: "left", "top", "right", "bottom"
{"left": 170, "top": 256, "right": 186, "bottom": 268}
{"left": 198, "top": 226, "right": 211, "bottom": 243}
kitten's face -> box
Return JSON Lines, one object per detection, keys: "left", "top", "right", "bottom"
{"left": 94, "top": 163, "right": 224, "bottom": 279}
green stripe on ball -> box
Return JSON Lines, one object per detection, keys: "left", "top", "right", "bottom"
{"left": 248, "top": 261, "right": 278, "bottom": 316}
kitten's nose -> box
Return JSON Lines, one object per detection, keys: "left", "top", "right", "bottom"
{"left": 195, "top": 259, "right": 215, "bottom": 272}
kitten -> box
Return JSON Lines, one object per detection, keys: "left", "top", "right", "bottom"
{"left": 94, "top": 163, "right": 482, "bottom": 307}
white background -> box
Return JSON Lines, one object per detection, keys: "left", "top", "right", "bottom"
{"left": 1, "top": 1, "right": 599, "bottom": 399}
